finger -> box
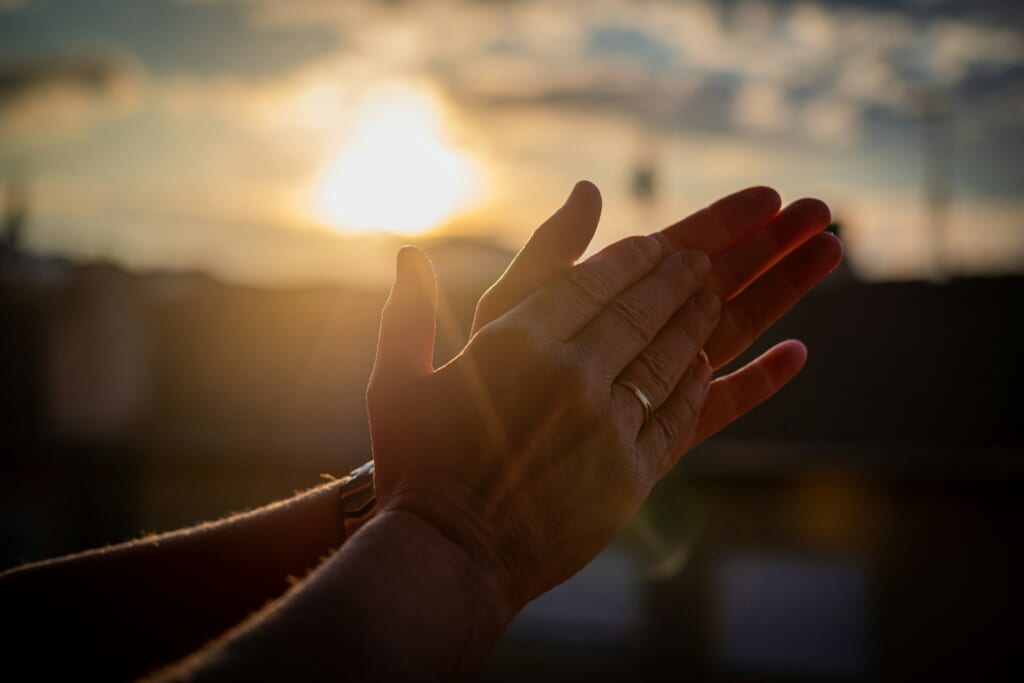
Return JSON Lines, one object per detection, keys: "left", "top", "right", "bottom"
{"left": 471, "top": 180, "right": 602, "bottom": 335}
{"left": 371, "top": 246, "right": 438, "bottom": 383}
{"left": 519, "top": 234, "right": 665, "bottom": 340}
{"left": 638, "top": 360, "right": 714, "bottom": 479}
{"left": 693, "top": 340, "right": 808, "bottom": 447}
{"left": 706, "top": 232, "right": 843, "bottom": 368}
{"left": 613, "top": 287, "right": 720, "bottom": 418}
{"left": 712, "top": 198, "right": 831, "bottom": 300}
{"left": 576, "top": 249, "right": 711, "bottom": 373}
{"left": 652, "top": 186, "right": 782, "bottom": 256}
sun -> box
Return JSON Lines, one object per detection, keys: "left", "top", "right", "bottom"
{"left": 311, "top": 86, "right": 480, "bottom": 235}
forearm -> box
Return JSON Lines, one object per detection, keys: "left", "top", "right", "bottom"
{"left": 1, "top": 477, "right": 356, "bottom": 681}
{"left": 155, "top": 510, "right": 517, "bottom": 682}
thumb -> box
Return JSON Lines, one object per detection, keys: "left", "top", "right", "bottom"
{"left": 472, "top": 180, "right": 601, "bottom": 334}
{"left": 373, "top": 245, "right": 438, "bottom": 383}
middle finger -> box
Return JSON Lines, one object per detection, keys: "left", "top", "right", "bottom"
{"left": 573, "top": 249, "right": 710, "bottom": 374}
{"left": 612, "top": 286, "right": 720, "bottom": 423}
{"left": 711, "top": 197, "right": 831, "bottom": 300}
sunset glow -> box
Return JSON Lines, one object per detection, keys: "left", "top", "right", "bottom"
{"left": 5, "top": 1, "right": 1022, "bottom": 283}
{"left": 311, "top": 87, "right": 480, "bottom": 235}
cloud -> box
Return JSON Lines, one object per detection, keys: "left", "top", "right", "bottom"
{"left": 183, "top": 0, "right": 1022, "bottom": 150}
{"left": 927, "top": 18, "right": 1024, "bottom": 83}
{"left": 0, "top": 54, "right": 143, "bottom": 140}
{"left": 801, "top": 96, "right": 862, "bottom": 146}
{"left": 733, "top": 80, "right": 794, "bottom": 133}
{"left": 6, "top": 0, "right": 1021, "bottom": 282}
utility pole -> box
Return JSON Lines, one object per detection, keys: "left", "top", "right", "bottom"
{"left": 919, "top": 88, "right": 954, "bottom": 281}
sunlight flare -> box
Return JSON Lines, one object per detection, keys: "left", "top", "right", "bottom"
{"left": 312, "top": 86, "right": 480, "bottom": 235}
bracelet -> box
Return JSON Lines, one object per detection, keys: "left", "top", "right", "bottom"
{"left": 339, "top": 460, "right": 376, "bottom": 520}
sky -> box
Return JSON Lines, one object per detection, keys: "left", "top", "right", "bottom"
{"left": 1, "top": 0, "right": 1022, "bottom": 284}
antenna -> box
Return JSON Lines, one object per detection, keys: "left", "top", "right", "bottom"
{"left": 2, "top": 170, "right": 30, "bottom": 253}
{"left": 919, "top": 88, "right": 954, "bottom": 281}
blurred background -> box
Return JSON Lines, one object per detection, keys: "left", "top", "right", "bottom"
{"left": 1, "top": 0, "right": 1021, "bottom": 680}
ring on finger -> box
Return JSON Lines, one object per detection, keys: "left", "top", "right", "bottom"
{"left": 617, "top": 380, "right": 653, "bottom": 426}
{"left": 697, "top": 347, "right": 710, "bottom": 367}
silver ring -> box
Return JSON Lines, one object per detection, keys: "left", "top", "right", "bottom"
{"left": 618, "top": 380, "right": 653, "bottom": 426}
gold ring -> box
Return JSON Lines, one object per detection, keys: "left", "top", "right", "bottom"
{"left": 698, "top": 348, "right": 710, "bottom": 367}
{"left": 617, "top": 380, "right": 653, "bottom": 426}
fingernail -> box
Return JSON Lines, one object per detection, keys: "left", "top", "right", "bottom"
{"left": 695, "top": 289, "right": 720, "bottom": 317}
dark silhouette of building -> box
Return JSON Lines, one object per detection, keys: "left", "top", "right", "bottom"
{"left": 1, "top": 241, "right": 1021, "bottom": 681}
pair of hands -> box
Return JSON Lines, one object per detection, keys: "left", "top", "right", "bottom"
{"left": 366, "top": 182, "right": 840, "bottom": 611}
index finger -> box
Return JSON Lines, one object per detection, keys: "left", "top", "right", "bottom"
{"left": 472, "top": 181, "right": 602, "bottom": 335}
{"left": 517, "top": 235, "right": 664, "bottom": 340}
{"left": 652, "top": 186, "right": 782, "bottom": 256}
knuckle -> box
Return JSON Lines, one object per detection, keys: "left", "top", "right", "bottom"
{"left": 636, "top": 348, "right": 676, "bottom": 398}
{"left": 565, "top": 264, "right": 613, "bottom": 309}
{"left": 609, "top": 296, "right": 656, "bottom": 342}
{"left": 677, "top": 249, "right": 712, "bottom": 279}
{"left": 622, "top": 235, "right": 662, "bottom": 265}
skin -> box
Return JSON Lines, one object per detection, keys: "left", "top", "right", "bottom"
{"left": 0, "top": 182, "right": 842, "bottom": 681}
{"left": 474, "top": 181, "right": 841, "bottom": 449}
{"left": 363, "top": 181, "right": 841, "bottom": 613}
{"left": 160, "top": 183, "right": 840, "bottom": 680}
{"left": 367, "top": 237, "right": 720, "bottom": 608}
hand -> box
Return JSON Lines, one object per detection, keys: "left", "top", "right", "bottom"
{"left": 367, "top": 237, "right": 719, "bottom": 608}
{"left": 473, "top": 181, "right": 842, "bottom": 448}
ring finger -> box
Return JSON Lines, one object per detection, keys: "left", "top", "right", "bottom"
{"left": 612, "top": 287, "right": 721, "bottom": 433}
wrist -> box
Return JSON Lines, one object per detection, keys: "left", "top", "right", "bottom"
{"left": 370, "top": 507, "right": 519, "bottom": 631}
{"left": 377, "top": 471, "right": 532, "bottom": 612}
{"left": 305, "top": 507, "right": 518, "bottom": 678}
